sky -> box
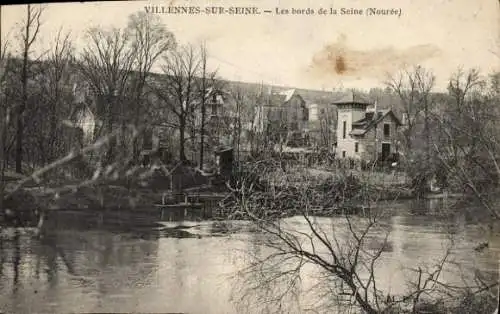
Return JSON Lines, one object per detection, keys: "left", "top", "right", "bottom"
{"left": 1, "top": 0, "right": 499, "bottom": 92}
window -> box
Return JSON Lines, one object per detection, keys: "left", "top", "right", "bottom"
{"left": 355, "top": 142, "right": 359, "bottom": 153}
{"left": 342, "top": 121, "right": 347, "bottom": 139}
{"left": 384, "top": 123, "right": 390, "bottom": 137}
{"left": 342, "top": 151, "right": 346, "bottom": 158}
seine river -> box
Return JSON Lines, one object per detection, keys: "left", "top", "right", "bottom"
{"left": 0, "top": 199, "right": 498, "bottom": 313}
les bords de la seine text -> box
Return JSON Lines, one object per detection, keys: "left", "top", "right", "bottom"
{"left": 144, "top": 5, "right": 402, "bottom": 17}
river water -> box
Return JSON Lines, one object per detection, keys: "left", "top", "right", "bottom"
{"left": 0, "top": 199, "right": 499, "bottom": 314}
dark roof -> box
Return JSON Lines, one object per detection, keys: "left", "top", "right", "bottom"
{"left": 350, "top": 109, "right": 402, "bottom": 136}
{"left": 331, "top": 90, "right": 373, "bottom": 106}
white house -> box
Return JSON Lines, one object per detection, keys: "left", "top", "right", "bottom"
{"left": 334, "top": 91, "right": 402, "bottom": 161}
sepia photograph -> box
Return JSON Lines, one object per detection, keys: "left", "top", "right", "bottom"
{"left": 0, "top": 0, "right": 499, "bottom": 313}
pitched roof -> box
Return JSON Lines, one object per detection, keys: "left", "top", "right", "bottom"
{"left": 266, "top": 89, "right": 305, "bottom": 108}
{"left": 332, "top": 90, "right": 373, "bottom": 105}
{"left": 349, "top": 109, "right": 402, "bottom": 136}
{"left": 278, "top": 89, "right": 297, "bottom": 102}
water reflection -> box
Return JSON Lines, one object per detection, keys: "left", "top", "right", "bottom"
{"left": 0, "top": 200, "right": 498, "bottom": 313}
{"left": 0, "top": 226, "right": 160, "bottom": 313}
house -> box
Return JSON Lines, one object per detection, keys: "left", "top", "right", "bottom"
{"left": 254, "top": 88, "right": 309, "bottom": 146}
{"left": 334, "top": 91, "right": 402, "bottom": 161}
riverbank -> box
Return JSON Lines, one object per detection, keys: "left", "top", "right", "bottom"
{"left": 2, "top": 162, "right": 468, "bottom": 229}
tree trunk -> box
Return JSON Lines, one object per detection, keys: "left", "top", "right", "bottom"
{"left": 200, "top": 104, "right": 206, "bottom": 169}
{"left": 0, "top": 107, "right": 4, "bottom": 213}
{"left": 424, "top": 102, "right": 430, "bottom": 165}
{"left": 105, "top": 95, "right": 116, "bottom": 166}
{"left": 199, "top": 49, "right": 206, "bottom": 170}
{"left": 0, "top": 3, "right": 4, "bottom": 211}
{"left": 16, "top": 5, "right": 38, "bottom": 174}
{"left": 132, "top": 97, "right": 143, "bottom": 164}
{"left": 179, "top": 118, "right": 187, "bottom": 162}
{"left": 48, "top": 91, "right": 59, "bottom": 162}
{"left": 16, "top": 49, "right": 29, "bottom": 174}
{"left": 16, "top": 107, "right": 25, "bottom": 173}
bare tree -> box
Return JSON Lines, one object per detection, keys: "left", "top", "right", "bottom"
{"left": 77, "top": 26, "right": 136, "bottom": 164}
{"left": 385, "top": 66, "right": 435, "bottom": 157}
{"left": 199, "top": 43, "right": 208, "bottom": 169}
{"left": 317, "top": 106, "right": 335, "bottom": 149}
{"left": 195, "top": 45, "right": 222, "bottom": 166}
{"left": 0, "top": 4, "right": 13, "bottom": 213}
{"left": 151, "top": 44, "right": 206, "bottom": 162}
{"left": 247, "top": 84, "right": 273, "bottom": 156}
{"left": 125, "top": 11, "right": 176, "bottom": 162}
{"left": 229, "top": 85, "right": 277, "bottom": 163}
{"left": 432, "top": 68, "right": 500, "bottom": 221}
{"left": 231, "top": 87, "right": 245, "bottom": 166}
{"left": 14, "top": 4, "right": 43, "bottom": 173}
{"left": 36, "top": 28, "right": 74, "bottom": 163}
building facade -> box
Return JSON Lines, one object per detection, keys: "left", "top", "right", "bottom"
{"left": 334, "top": 91, "right": 402, "bottom": 161}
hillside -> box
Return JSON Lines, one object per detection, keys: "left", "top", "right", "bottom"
{"left": 3, "top": 56, "right": 440, "bottom": 116}
{"left": 224, "top": 79, "right": 342, "bottom": 106}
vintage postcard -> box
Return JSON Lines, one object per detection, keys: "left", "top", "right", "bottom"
{"left": 0, "top": 0, "right": 499, "bottom": 313}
